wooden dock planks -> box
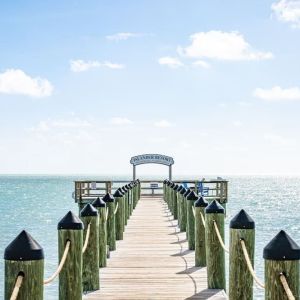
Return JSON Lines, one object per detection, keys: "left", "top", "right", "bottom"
{"left": 84, "top": 196, "right": 227, "bottom": 300}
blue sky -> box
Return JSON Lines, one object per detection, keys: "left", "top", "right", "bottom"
{"left": 0, "top": 0, "right": 300, "bottom": 176}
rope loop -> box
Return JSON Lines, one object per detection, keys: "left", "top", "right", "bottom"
{"left": 279, "top": 273, "right": 295, "bottom": 300}
{"left": 10, "top": 273, "right": 24, "bottom": 300}
{"left": 114, "top": 202, "right": 119, "bottom": 215}
{"left": 213, "top": 220, "right": 229, "bottom": 253}
{"left": 192, "top": 206, "right": 195, "bottom": 218}
{"left": 82, "top": 222, "right": 91, "bottom": 254}
{"left": 199, "top": 211, "right": 206, "bottom": 228}
{"left": 240, "top": 239, "right": 265, "bottom": 289}
{"left": 105, "top": 207, "right": 109, "bottom": 220}
{"left": 44, "top": 240, "right": 71, "bottom": 285}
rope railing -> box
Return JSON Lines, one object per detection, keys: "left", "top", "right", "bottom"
{"left": 10, "top": 274, "right": 24, "bottom": 300}
{"left": 199, "top": 211, "right": 206, "bottom": 228}
{"left": 105, "top": 207, "right": 109, "bottom": 220}
{"left": 192, "top": 206, "right": 195, "bottom": 217}
{"left": 114, "top": 202, "right": 119, "bottom": 215}
{"left": 44, "top": 240, "right": 71, "bottom": 285}
{"left": 240, "top": 239, "right": 265, "bottom": 289}
{"left": 279, "top": 273, "right": 295, "bottom": 300}
{"left": 82, "top": 223, "right": 91, "bottom": 254}
{"left": 213, "top": 220, "right": 229, "bottom": 253}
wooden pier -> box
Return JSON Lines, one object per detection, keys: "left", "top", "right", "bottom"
{"left": 84, "top": 195, "right": 227, "bottom": 300}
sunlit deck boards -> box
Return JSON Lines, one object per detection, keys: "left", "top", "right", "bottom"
{"left": 84, "top": 196, "right": 227, "bottom": 300}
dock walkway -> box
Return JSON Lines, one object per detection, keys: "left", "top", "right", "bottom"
{"left": 84, "top": 196, "right": 227, "bottom": 300}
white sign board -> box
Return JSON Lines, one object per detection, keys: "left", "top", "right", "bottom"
{"left": 130, "top": 154, "right": 174, "bottom": 166}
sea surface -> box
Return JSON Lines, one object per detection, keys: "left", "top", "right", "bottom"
{"left": 0, "top": 175, "right": 299, "bottom": 299}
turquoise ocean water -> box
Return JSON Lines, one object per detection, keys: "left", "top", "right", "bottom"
{"left": 0, "top": 175, "right": 299, "bottom": 299}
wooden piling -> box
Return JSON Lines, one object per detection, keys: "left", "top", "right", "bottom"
{"left": 229, "top": 209, "right": 255, "bottom": 300}
{"left": 186, "top": 191, "right": 198, "bottom": 250}
{"left": 264, "top": 230, "right": 300, "bottom": 300}
{"left": 122, "top": 186, "right": 129, "bottom": 225}
{"left": 205, "top": 200, "right": 226, "bottom": 290}
{"left": 80, "top": 204, "right": 100, "bottom": 292}
{"left": 103, "top": 193, "right": 116, "bottom": 251}
{"left": 113, "top": 189, "right": 124, "bottom": 240}
{"left": 179, "top": 187, "right": 187, "bottom": 232}
{"left": 176, "top": 185, "right": 183, "bottom": 227}
{"left": 182, "top": 189, "right": 191, "bottom": 233}
{"left": 5, "top": 230, "right": 44, "bottom": 300}
{"left": 195, "top": 196, "right": 208, "bottom": 267}
{"left": 92, "top": 197, "right": 107, "bottom": 267}
{"left": 173, "top": 184, "right": 179, "bottom": 219}
{"left": 58, "top": 211, "right": 83, "bottom": 300}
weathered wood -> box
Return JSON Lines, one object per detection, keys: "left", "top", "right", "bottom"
{"left": 264, "top": 230, "right": 300, "bottom": 300}
{"left": 195, "top": 197, "right": 208, "bottom": 267}
{"left": 205, "top": 201, "right": 226, "bottom": 290}
{"left": 4, "top": 231, "right": 44, "bottom": 300}
{"left": 84, "top": 196, "right": 227, "bottom": 300}
{"left": 80, "top": 204, "right": 100, "bottom": 292}
{"left": 92, "top": 198, "right": 107, "bottom": 268}
{"left": 229, "top": 210, "right": 255, "bottom": 300}
{"left": 106, "top": 201, "right": 116, "bottom": 251}
{"left": 187, "top": 191, "right": 198, "bottom": 250}
{"left": 114, "top": 194, "right": 124, "bottom": 240}
{"left": 58, "top": 211, "right": 83, "bottom": 300}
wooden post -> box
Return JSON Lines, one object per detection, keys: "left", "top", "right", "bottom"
{"left": 126, "top": 184, "right": 133, "bottom": 216}
{"left": 166, "top": 181, "right": 172, "bottom": 210}
{"left": 58, "top": 211, "right": 83, "bottom": 300}
{"left": 176, "top": 185, "right": 183, "bottom": 227}
{"left": 179, "top": 187, "right": 187, "bottom": 232}
{"left": 92, "top": 197, "right": 107, "bottom": 267}
{"left": 113, "top": 189, "right": 124, "bottom": 240}
{"left": 264, "top": 230, "right": 300, "bottom": 300}
{"left": 122, "top": 186, "right": 129, "bottom": 225}
{"left": 186, "top": 191, "right": 198, "bottom": 250}
{"left": 229, "top": 209, "right": 255, "bottom": 300}
{"left": 195, "top": 196, "right": 208, "bottom": 267}
{"left": 103, "top": 193, "right": 116, "bottom": 251}
{"left": 5, "top": 230, "right": 44, "bottom": 300}
{"left": 163, "top": 180, "right": 167, "bottom": 202}
{"left": 80, "top": 204, "right": 99, "bottom": 292}
{"left": 205, "top": 200, "right": 226, "bottom": 290}
{"left": 173, "top": 184, "right": 178, "bottom": 219}
{"left": 182, "top": 189, "right": 191, "bottom": 233}
{"left": 133, "top": 182, "right": 138, "bottom": 209}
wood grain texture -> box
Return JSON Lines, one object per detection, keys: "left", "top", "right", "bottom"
{"left": 229, "top": 229, "right": 254, "bottom": 300}
{"left": 81, "top": 215, "right": 100, "bottom": 292}
{"left": 115, "top": 196, "right": 124, "bottom": 241}
{"left": 97, "top": 206, "right": 107, "bottom": 268}
{"left": 180, "top": 194, "right": 187, "bottom": 232}
{"left": 58, "top": 229, "right": 83, "bottom": 300}
{"left": 84, "top": 196, "right": 227, "bottom": 300}
{"left": 5, "top": 260, "right": 44, "bottom": 300}
{"left": 187, "top": 199, "right": 196, "bottom": 250}
{"left": 106, "top": 202, "right": 116, "bottom": 251}
{"left": 195, "top": 207, "right": 206, "bottom": 267}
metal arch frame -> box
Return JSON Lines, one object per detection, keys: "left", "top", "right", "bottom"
{"left": 130, "top": 154, "right": 174, "bottom": 180}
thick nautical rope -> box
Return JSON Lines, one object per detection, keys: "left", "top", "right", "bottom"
{"left": 105, "top": 207, "right": 109, "bottom": 220}
{"left": 192, "top": 206, "right": 195, "bottom": 217}
{"left": 82, "top": 223, "right": 91, "bottom": 254}
{"left": 114, "top": 202, "right": 119, "bottom": 215}
{"left": 280, "top": 273, "right": 295, "bottom": 300}
{"left": 44, "top": 240, "right": 71, "bottom": 285}
{"left": 199, "top": 211, "right": 206, "bottom": 228}
{"left": 240, "top": 239, "right": 265, "bottom": 289}
{"left": 213, "top": 220, "right": 229, "bottom": 253}
{"left": 10, "top": 274, "right": 24, "bottom": 300}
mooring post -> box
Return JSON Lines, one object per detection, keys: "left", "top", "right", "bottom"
{"left": 103, "top": 193, "right": 116, "bottom": 251}
{"left": 80, "top": 204, "right": 99, "bottom": 292}
{"left": 58, "top": 211, "right": 83, "bottom": 300}
{"left": 163, "top": 180, "right": 167, "bottom": 202}
{"left": 264, "top": 230, "right": 300, "bottom": 300}
{"left": 113, "top": 189, "right": 124, "bottom": 240}
{"left": 92, "top": 197, "right": 107, "bottom": 267}
{"left": 229, "top": 209, "right": 255, "bottom": 300}
{"left": 179, "top": 187, "right": 187, "bottom": 232}
{"left": 176, "top": 185, "right": 183, "bottom": 227}
{"left": 122, "top": 186, "right": 129, "bottom": 224}
{"left": 4, "top": 230, "right": 44, "bottom": 300}
{"left": 166, "top": 181, "right": 172, "bottom": 210}
{"left": 127, "top": 184, "right": 133, "bottom": 216}
{"left": 182, "top": 189, "right": 191, "bottom": 233}
{"left": 195, "top": 196, "right": 208, "bottom": 267}
{"left": 133, "top": 181, "right": 138, "bottom": 208}
{"left": 173, "top": 184, "right": 179, "bottom": 219}
{"left": 137, "top": 179, "right": 141, "bottom": 199}
{"left": 205, "top": 200, "right": 226, "bottom": 290}
{"left": 186, "top": 191, "right": 198, "bottom": 250}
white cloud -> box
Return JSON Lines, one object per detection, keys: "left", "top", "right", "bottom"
{"left": 158, "top": 56, "right": 184, "bottom": 68}
{"left": 110, "top": 117, "right": 133, "bottom": 125}
{"left": 154, "top": 120, "right": 173, "bottom": 128}
{"left": 178, "top": 31, "right": 273, "bottom": 61}
{"left": 106, "top": 32, "right": 144, "bottom": 41}
{"left": 192, "top": 60, "right": 211, "bottom": 68}
{"left": 233, "top": 121, "right": 242, "bottom": 127}
{"left": 254, "top": 86, "right": 300, "bottom": 101}
{"left": 0, "top": 69, "right": 53, "bottom": 98}
{"left": 264, "top": 134, "right": 296, "bottom": 146}
{"left": 70, "top": 60, "right": 125, "bottom": 72}
{"left": 272, "top": 0, "right": 300, "bottom": 27}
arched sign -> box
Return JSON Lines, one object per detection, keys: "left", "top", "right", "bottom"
{"left": 130, "top": 154, "right": 174, "bottom": 180}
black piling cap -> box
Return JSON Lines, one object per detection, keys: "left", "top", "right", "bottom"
{"left": 230, "top": 209, "right": 255, "bottom": 229}
{"left": 263, "top": 230, "right": 300, "bottom": 260}
{"left": 4, "top": 230, "right": 44, "bottom": 261}
{"left": 125, "top": 184, "right": 130, "bottom": 190}
{"left": 195, "top": 196, "right": 208, "bottom": 207}
{"left": 58, "top": 211, "right": 84, "bottom": 230}
{"left": 122, "top": 186, "right": 128, "bottom": 192}
{"left": 180, "top": 187, "right": 187, "bottom": 195}
{"left": 173, "top": 184, "right": 179, "bottom": 190}
{"left": 167, "top": 181, "right": 172, "bottom": 186}
{"left": 102, "top": 193, "right": 115, "bottom": 203}
{"left": 186, "top": 191, "right": 199, "bottom": 201}
{"left": 163, "top": 180, "right": 167, "bottom": 184}
{"left": 170, "top": 183, "right": 175, "bottom": 188}
{"left": 177, "top": 185, "right": 183, "bottom": 192}
{"left": 184, "top": 189, "right": 191, "bottom": 197}
{"left": 80, "top": 203, "right": 98, "bottom": 217}
{"left": 114, "top": 189, "right": 124, "bottom": 197}
{"left": 205, "top": 200, "right": 225, "bottom": 214}
{"left": 92, "top": 197, "right": 106, "bottom": 208}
